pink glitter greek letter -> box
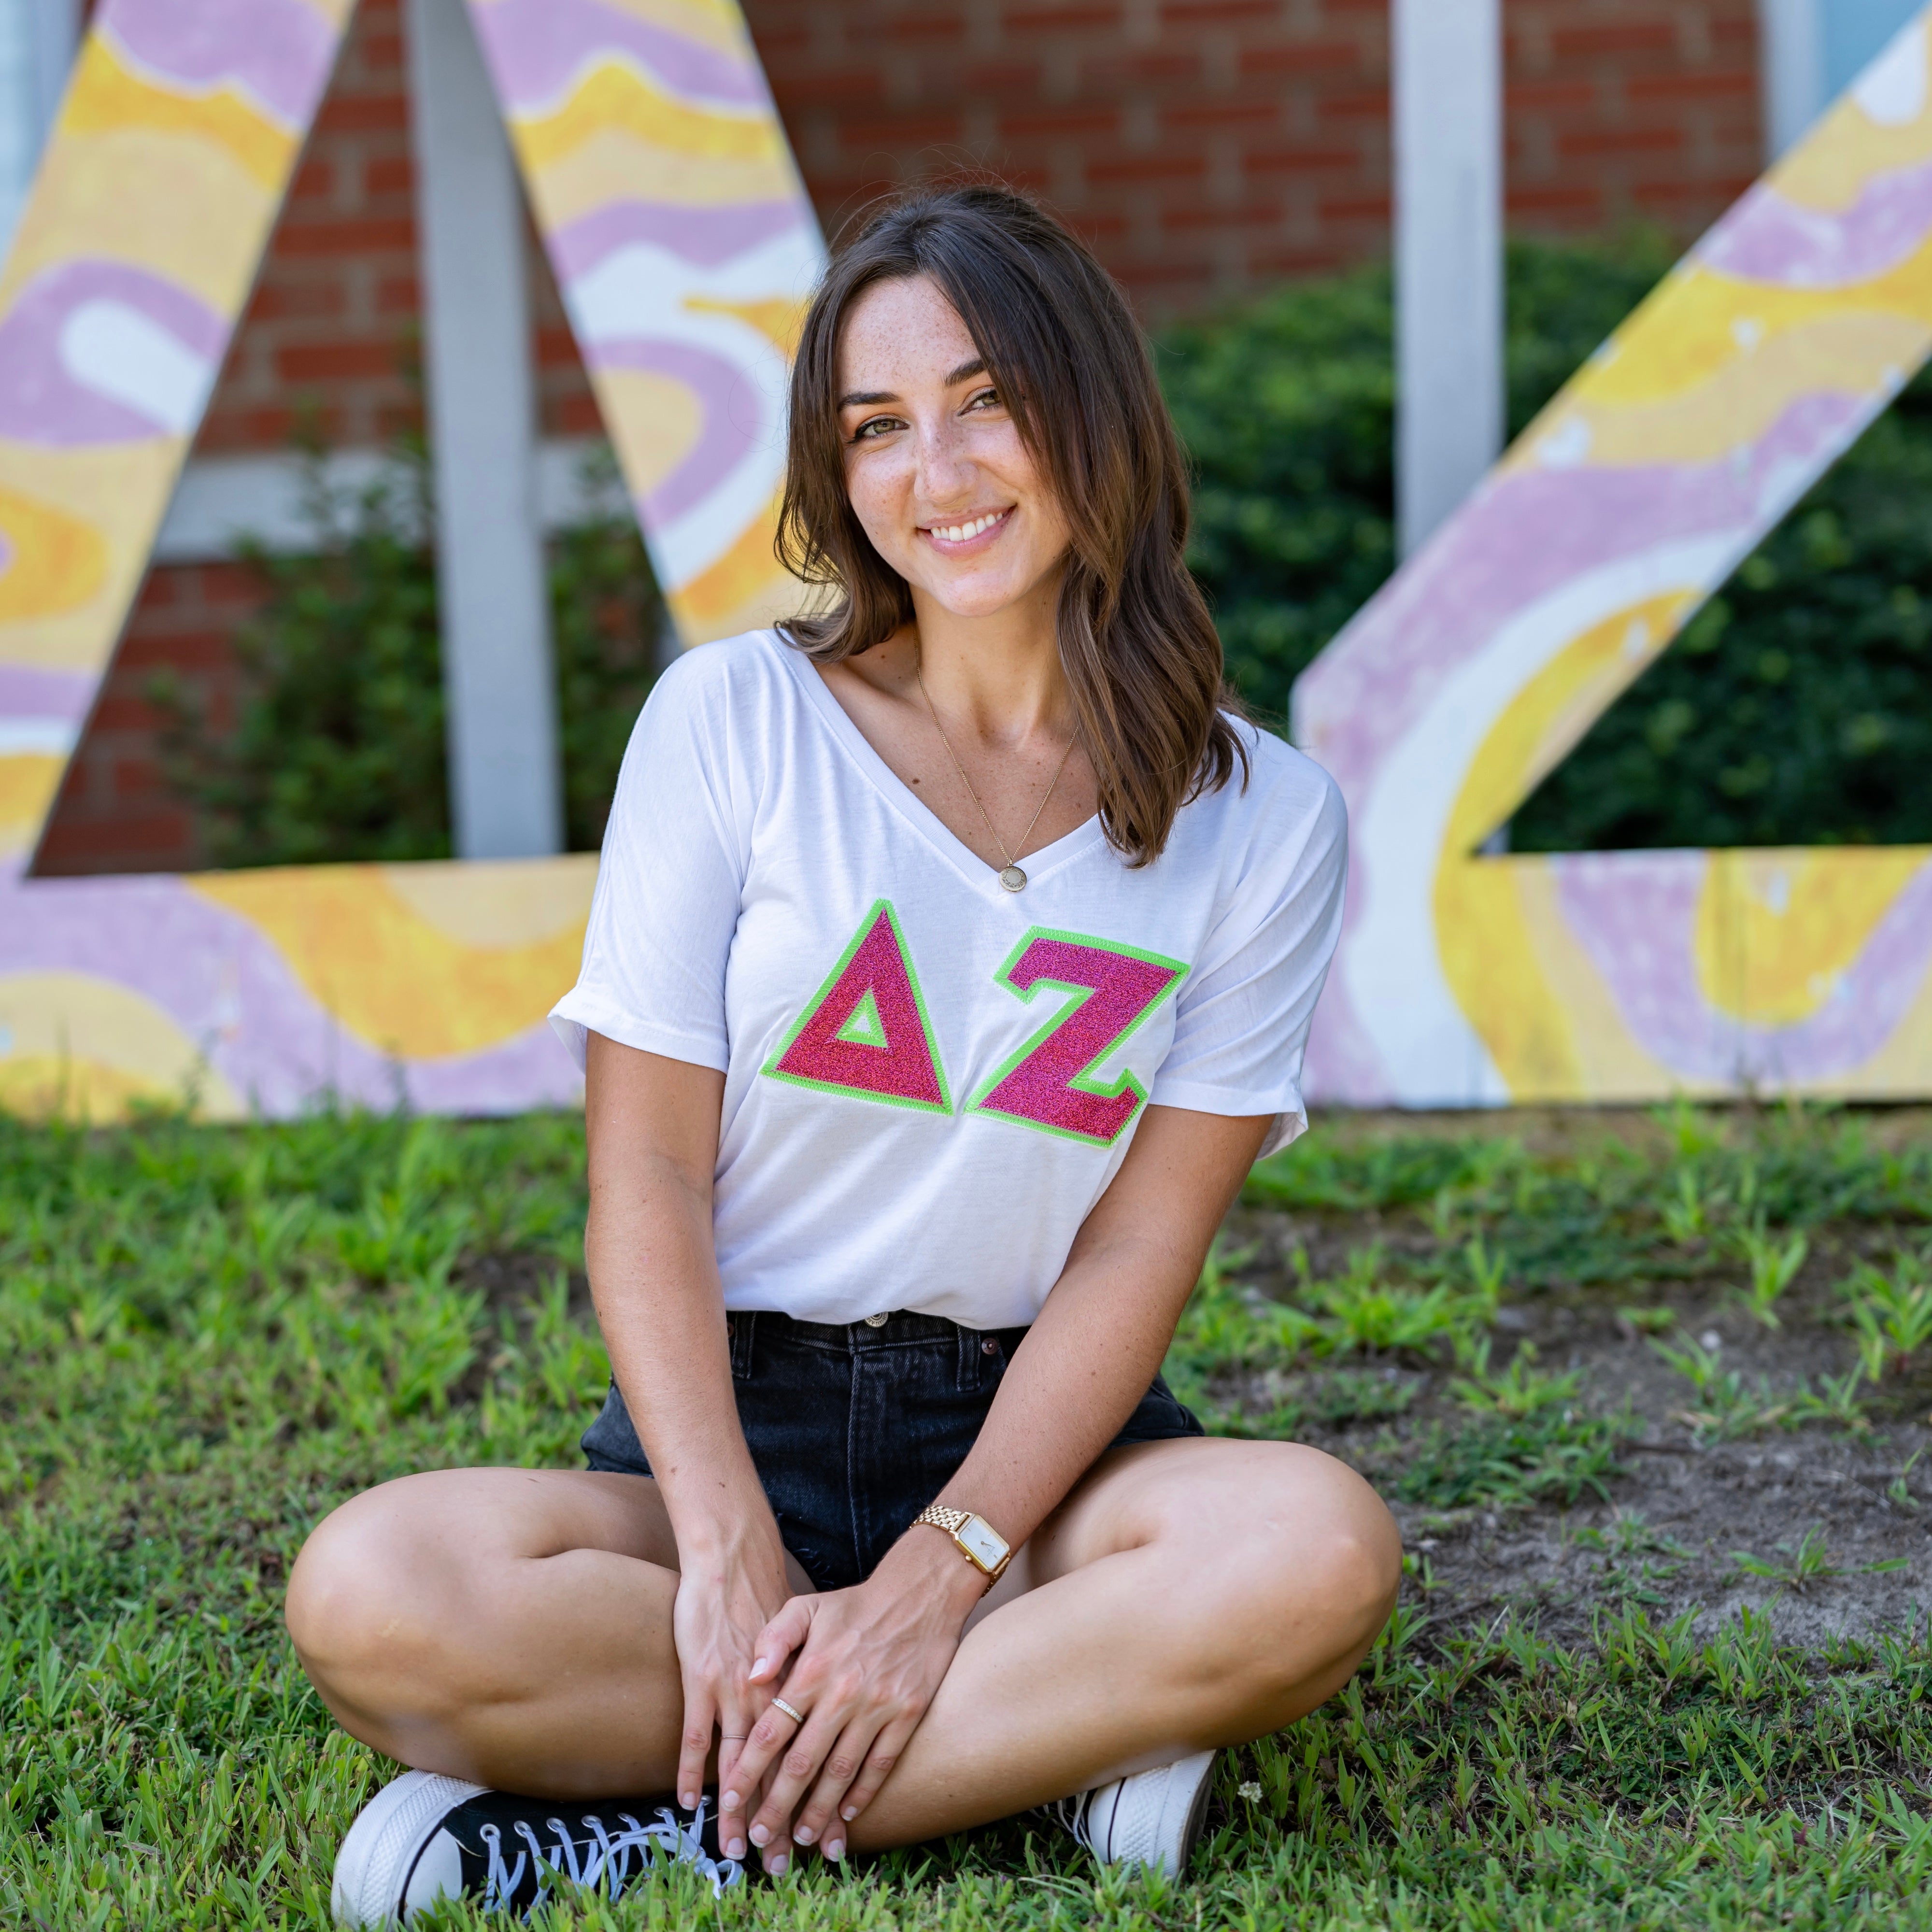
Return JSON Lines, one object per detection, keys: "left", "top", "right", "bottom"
{"left": 970, "top": 930, "right": 1188, "bottom": 1145}
{"left": 763, "top": 901, "right": 952, "bottom": 1113}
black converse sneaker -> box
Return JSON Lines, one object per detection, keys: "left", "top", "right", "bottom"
{"left": 330, "top": 1769, "right": 746, "bottom": 1923}
{"left": 1048, "top": 1749, "right": 1217, "bottom": 1876}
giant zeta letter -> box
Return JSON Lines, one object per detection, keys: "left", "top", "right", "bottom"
{"left": 1298, "top": 10, "right": 1932, "bottom": 1107}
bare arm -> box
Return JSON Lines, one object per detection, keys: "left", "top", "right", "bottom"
{"left": 582, "top": 1032, "right": 793, "bottom": 1810}
{"left": 724, "top": 1102, "right": 1272, "bottom": 1856}
{"left": 932, "top": 1103, "right": 1272, "bottom": 1548}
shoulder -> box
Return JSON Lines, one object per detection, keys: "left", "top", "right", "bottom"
{"left": 646, "top": 626, "right": 794, "bottom": 719}
{"left": 1195, "top": 716, "right": 1346, "bottom": 857}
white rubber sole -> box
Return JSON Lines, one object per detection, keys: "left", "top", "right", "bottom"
{"left": 1135, "top": 1747, "right": 1215, "bottom": 1874}
{"left": 331, "top": 1768, "right": 485, "bottom": 1926}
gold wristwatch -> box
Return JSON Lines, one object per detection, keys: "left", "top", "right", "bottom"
{"left": 912, "top": 1502, "right": 1012, "bottom": 1582}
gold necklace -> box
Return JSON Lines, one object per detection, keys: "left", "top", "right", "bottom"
{"left": 915, "top": 663, "right": 1075, "bottom": 894}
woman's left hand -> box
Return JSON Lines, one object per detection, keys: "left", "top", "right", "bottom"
{"left": 720, "top": 1532, "right": 988, "bottom": 1866}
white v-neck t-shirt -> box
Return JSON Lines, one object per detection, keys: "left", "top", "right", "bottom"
{"left": 551, "top": 627, "right": 1345, "bottom": 1330}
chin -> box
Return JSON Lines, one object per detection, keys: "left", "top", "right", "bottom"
{"left": 920, "top": 573, "right": 1039, "bottom": 619}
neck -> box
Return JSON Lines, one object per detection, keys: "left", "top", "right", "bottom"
{"left": 905, "top": 571, "right": 1070, "bottom": 747}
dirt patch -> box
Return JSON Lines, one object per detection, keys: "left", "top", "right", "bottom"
{"left": 1217, "top": 1182, "right": 1932, "bottom": 1648}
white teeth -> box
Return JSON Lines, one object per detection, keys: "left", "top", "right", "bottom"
{"left": 932, "top": 511, "right": 1004, "bottom": 542}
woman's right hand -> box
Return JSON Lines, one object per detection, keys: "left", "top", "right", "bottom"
{"left": 671, "top": 1523, "right": 797, "bottom": 1817}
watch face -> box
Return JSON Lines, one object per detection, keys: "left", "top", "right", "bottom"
{"left": 957, "top": 1517, "right": 1009, "bottom": 1573}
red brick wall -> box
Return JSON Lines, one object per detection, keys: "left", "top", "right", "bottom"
{"left": 34, "top": 0, "right": 1767, "bottom": 875}
{"left": 750, "top": 0, "right": 1762, "bottom": 309}
{"left": 35, "top": 563, "right": 263, "bottom": 875}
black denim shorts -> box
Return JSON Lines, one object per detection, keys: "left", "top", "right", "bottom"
{"left": 581, "top": 1308, "right": 1203, "bottom": 1591}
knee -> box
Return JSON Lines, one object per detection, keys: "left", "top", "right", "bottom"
{"left": 285, "top": 1489, "right": 462, "bottom": 1708}
{"left": 1204, "top": 1455, "right": 1403, "bottom": 1685}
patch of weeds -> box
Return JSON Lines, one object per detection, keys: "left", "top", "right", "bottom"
{"left": 1447, "top": 1336, "right": 1582, "bottom": 1419}
{"left": 1616, "top": 1303, "right": 1678, "bottom": 1335}
{"left": 1889, "top": 1448, "right": 1925, "bottom": 1511}
{"left": 1574, "top": 1509, "right": 1692, "bottom": 1606}
{"left": 1730, "top": 1525, "right": 1910, "bottom": 1596}
{"left": 1459, "top": 1233, "right": 1507, "bottom": 1319}
{"left": 1394, "top": 1405, "right": 1632, "bottom": 1509}
{"left": 1202, "top": 1366, "right": 1419, "bottom": 1441}
{"left": 1730, "top": 1222, "right": 1808, "bottom": 1328}
{"left": 1786, "top": 1367, "right": 1874, "bottom": 1435}
{"left": 1241, "top": 1134, "right": 1521, "bottom": 1212}
{"left": 1653, "top": 1094, "right": 1728, "bottom": 1160}
{"left": 1305, "top": 1366, "right": 1421, "bottom": 1426}
{"left": 1302, "top": 1246, "right": 1485, "bottom": 1356}
{"left": 1842, "top": 1247, "right": 1932, "bottom": 1379}
{"left": 16, "top": 1100, "right": 1932, "bottom": 1929}
{"left": 1661, "top": 1165, "right": 1722, "bottom": 1246}
{"left": 1649, "top": 1333, "right": 1796, "bottom": 1442}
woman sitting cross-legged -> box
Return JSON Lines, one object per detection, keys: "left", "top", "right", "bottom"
{"left": 287, "top": 183, "right": 1401, "bottom": 1923}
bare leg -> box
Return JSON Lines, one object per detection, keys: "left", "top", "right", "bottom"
{"left": 285, "top": 1439, "right": 1399, "bottom": 1845}
{"left": 287, "top": 1468, "right": 813, "bottom": 1795}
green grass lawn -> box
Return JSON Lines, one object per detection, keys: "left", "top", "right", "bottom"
{"left": 8, "top": 1102, "right": 1932, "bottom": 1929}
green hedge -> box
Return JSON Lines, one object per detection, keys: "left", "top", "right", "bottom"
{"left": 153, "top": 452, "right": 661, "bottom": 866}
{"left": 159, "top": 238, "right": 1932, "bottom": 866}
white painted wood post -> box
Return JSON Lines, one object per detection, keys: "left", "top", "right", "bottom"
{"left": 28, "top": 0, "right": 73, "bottom": 135}
{"left": 1757, "top": 0, "right": 1824, "bottom": 157}
{"left": 405, "top": 0, "right": 563, "bottom": 860}
{"left": 1392, "top": 0, "right": 1504, "bottom": 559}
{"left": 0, "top": 0, "right": 77, "bottom": 262}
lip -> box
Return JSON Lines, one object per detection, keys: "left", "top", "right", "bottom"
{"left": 919, "top": 506, "right": 1014, "bottom": 556}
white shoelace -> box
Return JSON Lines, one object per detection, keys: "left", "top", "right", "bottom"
{"left": 1048, "top": 1790, "right": 1098, "bottom": 1852}
{"left": 478, "top": 1798, "right": 743, "bottom": 1906}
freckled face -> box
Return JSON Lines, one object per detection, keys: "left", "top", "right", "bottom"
{"left": 836, "top": 274, "right": 1071, "bottom": 620}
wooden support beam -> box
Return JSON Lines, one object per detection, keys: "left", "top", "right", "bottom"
{"left": 405, "top": 0, "right": 562, "bottom": 860}
{"left": 1392, "top": 0, "right": 1504, "bottom": 559}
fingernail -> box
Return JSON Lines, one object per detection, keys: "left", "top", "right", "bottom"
{"left": 793, "top": 1825, "right": 815, "bottom": 1845}
{"left": 721, "top": 1791, "right": 740, "bottom": 1812}
{"left": 768, "top": 1852, "right": 789, "bottom": 1875}
{"left": 749, "top": 1823, "right": 769, "bottom": 1847}
{"left": 727, "top": 1836, "right": 746, "bottom": 1860}
{"left": 681, "top": 1790, "right": 696, "bottom": 1809}
{"left": 825, "top": 1838, "right": 845, "bottom": 1861}
{"left": 841, "top": 1805, "right": 857, "bottom": 1822}
{"left": 753, "top": 1655, "right": 770, "bottom": 1676}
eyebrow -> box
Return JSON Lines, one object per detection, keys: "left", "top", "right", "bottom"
{"left": 836, "top": 357, "right": 989, "bottom": 410}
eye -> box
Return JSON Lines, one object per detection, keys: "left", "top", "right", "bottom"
{"left": 963, "top": 386, "right": 1002, "bottom": 413}
{"left": 849, "top": 413, "right": 904, "bottom": 443}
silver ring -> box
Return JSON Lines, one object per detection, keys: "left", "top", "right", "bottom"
{"left": 770, "top": 1696, "right": 805, "bottom": 1726}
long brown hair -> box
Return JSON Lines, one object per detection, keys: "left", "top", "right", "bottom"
{"left": 776, "top": 183, "right": 1246, "bottom": 867}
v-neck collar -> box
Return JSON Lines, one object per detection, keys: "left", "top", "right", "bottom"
{"left": 766, "top": 629, "right": 1108, "bottom": 898}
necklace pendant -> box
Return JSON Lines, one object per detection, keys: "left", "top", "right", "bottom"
{"left": 999, "top": 865, "right": 1028, "bottom": 894}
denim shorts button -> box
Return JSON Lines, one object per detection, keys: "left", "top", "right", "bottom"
{"left": 864, "top": 1312, "right": 890, "bottom": 1327}
{"left": 981, "top": 1338, "right": 998, "bottom": 1355}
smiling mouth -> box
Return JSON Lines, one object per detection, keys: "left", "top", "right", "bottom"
{"left": 921, "top": 507, "right": 1013, "bottom": 547}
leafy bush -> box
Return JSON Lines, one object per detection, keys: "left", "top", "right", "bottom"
{"left": 155, "top": 449, "right": 662, "bottom": 867}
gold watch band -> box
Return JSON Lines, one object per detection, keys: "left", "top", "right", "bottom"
{"left": 912, "top": 1502, "right": 1011, "bottom": 1581}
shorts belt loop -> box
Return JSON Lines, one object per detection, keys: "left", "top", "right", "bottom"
{"left": 957, "top": 1321, "right": 976, "bottom": 1391}
{"left": 730, "top": 1310, "right": 757, "bottom": 1379}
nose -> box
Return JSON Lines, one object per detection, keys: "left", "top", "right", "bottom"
{"left": 913, "top": 413, "right": 975, "bottom": 506}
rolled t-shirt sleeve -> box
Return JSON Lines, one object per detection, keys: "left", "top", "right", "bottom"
{"left": 549, "top": 653, "right": 748, "bottom": 1075}
{"left": 1148, "top": 751, "right": 1347, "bottom": 1156}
